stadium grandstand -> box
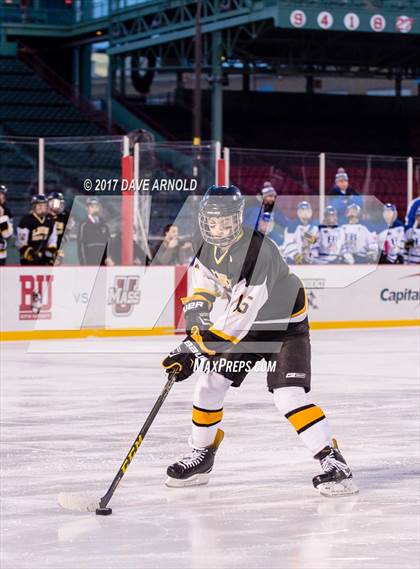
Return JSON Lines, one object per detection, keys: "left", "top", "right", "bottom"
{"left": 0, "top": 0, "right": 419, "bottom": 263}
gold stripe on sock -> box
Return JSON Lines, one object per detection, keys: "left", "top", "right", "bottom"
{"left": 192, "top": 405, "right": 223, "bottom": 427}
{"left": 285, "top": 404, "right": 325, "bottom": 434}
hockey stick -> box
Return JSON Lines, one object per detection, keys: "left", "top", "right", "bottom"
{"left": 58, "top": 370, "right": 178, "bottom": 515}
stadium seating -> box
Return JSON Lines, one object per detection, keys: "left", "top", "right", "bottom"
{"left": 0, "top": 56, "right": 120, "bottom": 219}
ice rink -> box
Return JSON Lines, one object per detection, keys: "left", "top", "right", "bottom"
{"left": 1, "top": 327, "right": 419, "bottom": 569}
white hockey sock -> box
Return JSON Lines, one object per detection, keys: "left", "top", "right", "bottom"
{"left": 273, "top": 386, "right": 332, "bottom": 456}
{"left": 191, "top": 371, "right": 231, "bottom": 448}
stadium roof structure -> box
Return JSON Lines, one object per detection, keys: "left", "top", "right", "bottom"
{"left": 1, "top": 0, "right": 418, "bottom": 72}
{"left": 1, "top": 0, "right": 418, "bottom": 141}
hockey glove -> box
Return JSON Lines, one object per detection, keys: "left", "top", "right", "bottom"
{"left": 182, "top": 294, "right": 213, "bottom": 335}
{"left": 162, "top": 326, "right": 215, "bottom": 382}
{"left": 303, "top": 231, "right": 317, "bottom": 245}
{"left": 48, "top": 249, "right": 64, "bottom": 266}
{"left": 342, "top": 252, "right": 355, "bottom": 264}
{"left": 293, "top": 253, "right": 305, "bottom": 264}
{"left": 22, "top": 246, "right": 35, "bottom": 262}
{"left": 404, "top": 239, "right": 414, "bottom": 250}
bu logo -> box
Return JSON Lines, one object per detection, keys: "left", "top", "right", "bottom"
{"left": 108, "top": 276, "right": 141, "bottom": 316}
{"left": 19, "top": 275, "right": 53, "bottom": 320}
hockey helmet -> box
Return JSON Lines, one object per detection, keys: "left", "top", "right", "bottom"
{"left": 199, "top": 185, "right": 244, "bottom": 247}
{"left": 297, "top": 200, "right": 313, "bottom": 223}
{"left": 0, "top": 184, "right": 7, "bottom": 204}
{"left": 47, "top": 191, "right": 65, "bottom": 214}
{"left": 346, "top": 203, "right": 361, "bottom": 222}
{"left": 324, "top": 205, "right": 338, "bottom": 226}
{"left": 31, "top": 194, "right": 48, "bottom": 214}
{"left": 383, "top": 203, "right": 397, "bottom": 225}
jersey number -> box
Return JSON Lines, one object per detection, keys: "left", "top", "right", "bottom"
{"left": 234, "top": 295, "right": 254, "bottom": 314}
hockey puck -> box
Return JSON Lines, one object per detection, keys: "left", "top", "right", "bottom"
{"left": 96, "top": 507, "right": 112, "bottom": 516}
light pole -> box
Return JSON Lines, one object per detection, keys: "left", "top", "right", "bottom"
{"left": 193, "top": 0, "right": 202, "bottom": 146}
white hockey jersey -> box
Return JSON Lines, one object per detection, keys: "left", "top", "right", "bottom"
{"left": 378, "top": 224, "right": 405, "bottom": 263}
{"left": 403, "top": 226, "right": 420, "bottom": 264}
{"left": 313, "top": 225, "right": 346, "bottom": 264}
{"left": 0, "top": 212, "right": 13, "bottom": 261}
{"left": 282, "top": 224, "right": 318, "bottom": 263}
{"left": 342, "top": 223, "right": 378, "bottom": 261}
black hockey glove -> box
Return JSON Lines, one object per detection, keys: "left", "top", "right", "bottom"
{"left": 162, "top": 326, "right": 215, "bottom": 382}
{"left": 21, "top": 246, "right": 35, "bottom": 262}
{"left": 182, "top": 294, "right": 213, "bottom": 335}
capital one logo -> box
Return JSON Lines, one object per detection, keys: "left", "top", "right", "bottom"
{"left": 19, "top": 275, "right": 53, "bottom": 320}
{"left": 108, "top": 276, "right": 141, "bottom": 317}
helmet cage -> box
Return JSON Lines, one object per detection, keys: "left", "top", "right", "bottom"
{"left": 48, "top": 198, "right": 64, "bottom": 214}
{"left": 297, "top": 207, "right": 312, "bottom": 224}
{"left": 199, "top": 209, "right": 243, "bottom": 248}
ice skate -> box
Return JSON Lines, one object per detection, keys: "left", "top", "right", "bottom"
{"left": 313, "top": 438, "right": 359, "bottom": 497}
{"left": 165, "top": 429, "right": 224, "bottom": 488}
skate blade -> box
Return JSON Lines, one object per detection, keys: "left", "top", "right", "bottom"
{"left": 316, "top": 478, "right": 359, "bottom": 497}
{"left": 165, "top": 473, "right": 211, "bottom": 488}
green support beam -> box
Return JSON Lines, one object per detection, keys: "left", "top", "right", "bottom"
{"left": 211, "top": 30, "right": 223, "bottom": 144}
{"left": 79, "top": 44, "right": 92, "bottom": 99}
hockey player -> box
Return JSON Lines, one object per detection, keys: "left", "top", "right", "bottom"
{"left": 257, "top": 212, "right": 283, "bottom": 246}
{"left": 16, "top": 195, "right": 58, "bottom": 265}
{"left": 282, "top": 201, "right": 318, "bottom": 264}
{"left": 162, "top": 186, "right": 357, "bottom": 497}
{"left": 47, "top": 191, "right": 72, "bottom": 264}
{"left": 47, "top": 191, "right": 72, "bottom": 247}
{"left": 312, "top": 205, "right": 347, "bottom": 264}
{"left": 405, "top": 196, "right": 420, "bottom": 228}
{"left": 378, "top": 204, "right": 405, "bottom": 264}
{"left": 342, "top": 203, "right": 378, "bottom": 264}
{"left": 403, "top": 206, "right": 420, "bottom": 264}
{"left": 0, "top": 185, "right": 14, "bottom": 265}
{"left": 0, "top": 184, "right": 13, "bottom": 220}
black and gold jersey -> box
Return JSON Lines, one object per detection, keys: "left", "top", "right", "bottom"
{"left": 17, "top": 213, "right": 57, "bottom": 263}
{"left": 191, "top": 227, "right": 307, "bottom": 348}
{"left": 50, "top": 210, "right": 71, "bottom": 248}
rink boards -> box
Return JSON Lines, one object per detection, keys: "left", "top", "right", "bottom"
{"left": 0, "top": 265, "right": 418, "bottom": 340}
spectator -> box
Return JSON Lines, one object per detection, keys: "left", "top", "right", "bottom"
{"left": 0, "top": 184, "right": 13, "bottom": 265}
{"left": 328, "top": 168, "right": 362, "bottom": 221}
{"left": 109, "top": 231, "right": 149, "bottom": 265}
{"left": 16, "top": 195, "right": 58, "bottom": 265}
{"left": 243, "top": 182, "right": 289, "bottom": 243}
{"left": 152, "top": 224, "right": 193, "bottom": 265}
{"left": 77, "top": 197, "right": 114, "bottom": 266}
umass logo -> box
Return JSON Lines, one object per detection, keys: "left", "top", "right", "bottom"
{"left": 108, "top": 276, "right": 141, "bottom": 317}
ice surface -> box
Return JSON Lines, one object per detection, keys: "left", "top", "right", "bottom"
{"left": 1, "top": 328, "right": 419, "bottom": 569}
